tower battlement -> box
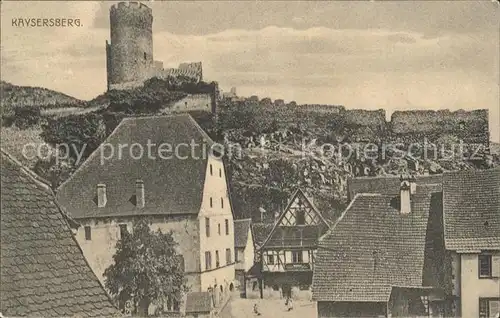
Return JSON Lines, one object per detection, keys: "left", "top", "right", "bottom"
{"left": 110, "top": 1, "right": 152, "bottom": 15}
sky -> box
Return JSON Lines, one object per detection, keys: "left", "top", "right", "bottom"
{"left": 1, "top": 1, "right": 499, "bottom": 141}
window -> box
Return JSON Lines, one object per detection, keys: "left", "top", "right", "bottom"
{"left": 205, "top": 251, "right": 212, "bottom": 270}
{"left": 219, "top": 168, "right": 222, "bottom": 178}
{"left": 479, "top": 298, "right": 500, "bottom": 318}
{"left": 479, "top": 254, "right": 492, "bottom": 278}
{"left": 210, "top": 197, "right": 213, "bottom": 208}
{"left": 267, "top": 254, "right": 275, "bottom": 265}
{"left": 215, "top": 250, "right": 220, "bottom": 268}
{"left": 218, "top": 223, "right": 221, "bottom": 235}
{"left": 84, "top": 226, "right": 91, "bottom": 240}
{"left": 119, "top": 224, "right": 128, "bottom": 239}
{"left": 226, "top": 248, "right": 232, "bottom": 264}
{"left": 235, "top": 251, "right": 239, "bottom": 263}
{"left": 144, "top": 52, "right": 147, "bottom": 60}
{"left": 221, "top": 198, "right": 224, "bottom": 209}
{"left": 205, "top": 217, "right": 210, "bottom": 237}
{"left": 210, "top": 164, "right": 213, "bottom": 176}
{"left": 296, "top": 210, "right": 305, "bottom": 225}
{"left": 225, "top": 219, "right": 229, "bottom": 235}
{"left": 292, "top": 251, "right": 303, "bottom": 263}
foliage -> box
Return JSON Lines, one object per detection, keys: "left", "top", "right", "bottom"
{"left": 13, "top": 105, "right": 41, "bottom": 129}
{"left": 33, "top": 154, "right": 75, "bottom": 189}
{"left": 40, "top": 112, "right": 107, "bottom": 160}
{"left": 104, "top": 219, "right": 189, "bottom": 316}
{"left": 107, "top": 87, "right": 187, "bottom": 114}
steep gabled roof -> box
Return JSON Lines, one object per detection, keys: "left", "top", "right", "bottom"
{"left": 258, "top": 188, "right": 330, "bottom": 250}
{"left": 234, "top": 218, "right": 252, "bottom": 248}
{"left": 443, "top": 168, "right": 500, "bottom": 250}
{"left": 0, "top": 151, "right": 119, "bottom": 317}
{"left": 56, "top": 114, "right": 215, "bottom": 219}
{"left": 312, "top": 184, "right": 442, "bottom": 302}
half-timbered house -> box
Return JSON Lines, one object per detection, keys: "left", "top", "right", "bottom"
{"left": 257, "top": 189, "right": 330, "bottom": 299}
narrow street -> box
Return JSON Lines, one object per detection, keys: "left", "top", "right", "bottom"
{"left": 218, "top": 297, "right": 316, "bottom": 318}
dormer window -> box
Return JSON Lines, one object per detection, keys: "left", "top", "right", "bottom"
{"left": 84, "top": 226, "right": 91, "bottom": 240}
{"left": 479, "top": 253, "right": 492, "bottom": 278}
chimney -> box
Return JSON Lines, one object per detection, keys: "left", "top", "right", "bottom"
{"left": 136, "top": 179, "right": 145, "bottom": 208}
{"left": 400, "top": 176, "right": 412, "bottom": 215}
{"left": 97, "top": 184, "right": 107, "bottom": 208}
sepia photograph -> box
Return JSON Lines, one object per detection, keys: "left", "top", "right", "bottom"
{"left": 1, "top": 1, "right": 499, "bottom": 317}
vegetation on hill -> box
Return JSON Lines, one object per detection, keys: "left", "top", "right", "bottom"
{"left": 0, "top": 80, "right": 85, "bottom": 111}
{"left": 3, "top": 79, "right": 497, "bottom": 223}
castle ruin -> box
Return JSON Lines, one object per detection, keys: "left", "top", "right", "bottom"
{"left": 106, "top": 2, "right": 203, "bottom": 91}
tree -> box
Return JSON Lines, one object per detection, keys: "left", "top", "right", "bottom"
{"left": 104, "top": 219, "right": 189, "bottom": 316}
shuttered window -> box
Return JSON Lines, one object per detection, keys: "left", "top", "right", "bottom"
{"left": 479, "top": 254, "right": 492, "bottom": 278}
{"left": 479, "top": 298, "right": 500, "bottom": 318}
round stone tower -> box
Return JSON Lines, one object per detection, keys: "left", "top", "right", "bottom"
{"left": 106, "top": 1, "right": 154, "bottom": 89}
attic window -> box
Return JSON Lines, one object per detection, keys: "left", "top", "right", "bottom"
{"left": 84, "top": 226, "right": 91, "bottom": 240}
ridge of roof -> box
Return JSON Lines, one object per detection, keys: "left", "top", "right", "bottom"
{"left": 0, "top": 148, "right": 52, "bottom": 191}
{"left": 55, "top": 114, "right": 128, "bottom": 193}
{"left": 318, "top": 193, "right": 370, "bottom": 243}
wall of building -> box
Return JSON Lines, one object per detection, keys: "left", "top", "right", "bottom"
{"left": 169, "top": 94, "right": 212, "bottom": 113}
{"left": 108, "top": 2, "right": 154, "bottom": 85}
{"left": 316, "top": 301, "right": 386, "bottom": 318}
{"left": 198, "top": 156, "right": 236, "bottom": 292}
{"left": 243, "top": 229, "right": 255, "bottom": 273}
{"left": 391, "top": 109, "right": 489, "bottom": 144}
{"left": 74, "top": 214, "right": 201, "bottom": 291}
{"left": 460, "top": 252, "right": 500, "bottom": 318}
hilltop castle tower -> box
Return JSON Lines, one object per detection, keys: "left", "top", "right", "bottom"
{"left": 106, "top": 1, "right": 154, "bottom": 90}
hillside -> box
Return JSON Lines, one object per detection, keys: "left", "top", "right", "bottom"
{"left": 1, "top": 81, "right": 86, "bottom": 112}
{"left": 2, "top": 82, "right": 497, "bottom": 224}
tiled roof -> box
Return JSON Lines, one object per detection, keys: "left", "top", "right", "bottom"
{"left": 312, "top": 185, "right": 441, "bottom": 302}
{"left": 184, "top": 292, "right": 212, "bottom": 313}
{"left": 56, "top": 114, "right": 215, "bottom": 219}
{"left": 234, "top": 218, "right": 252, "bottom": 248}
{"left": 251, "top": 223, "right": 274, "bottom": 249}
{"left": 0, "top": 151, "right": 120, "bottom": 317}
{"left": 443, "top": 168, "right": 500, "bottom": 250}
{"left": 347, "top": 174, "right": 442, "bottom": 200}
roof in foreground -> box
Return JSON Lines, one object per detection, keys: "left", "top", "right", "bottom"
{"left": 443, "top": 168, "right": 500, "bottom": 250}
{"left": 234, "top": 218, "right": 252, "bottom": 248}
{"left": 185, "top": 292, "right": 212, "bottom": 313}
{"left": 0, "top": 151, "right": 119, "bottom": 317}
{"left": 312, "top": 184, "right": 441, "bottom": 302}
{"left": 56, "top": 114, "right": 215, "bottom": 219}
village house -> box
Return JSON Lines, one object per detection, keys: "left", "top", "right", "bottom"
{"left": 255, "top": 189, "right": 330, "bottom": 299}
{"left": 55, "top": 114, "right": 236, "bottom": 312}
{"left": 313, "top": 174, "right": 450, "bottom": 317}
{"left": 233, "top": 218, "right": 257, "bottom": 295}
{"left": 313, "top": 170, "right": 500, "bottom": 318}
{"left": 0, "top": 150, "right": 119, "bottom": 317}
{"left": 442, "top": 168, "right": 500, "bottom": 318}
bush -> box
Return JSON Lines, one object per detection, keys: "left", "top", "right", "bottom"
{"left": 14, "top": 106, "right": 41, "bottom": 129}
{"left": 40, "top": 112, "right": 106, "bottom": 161}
